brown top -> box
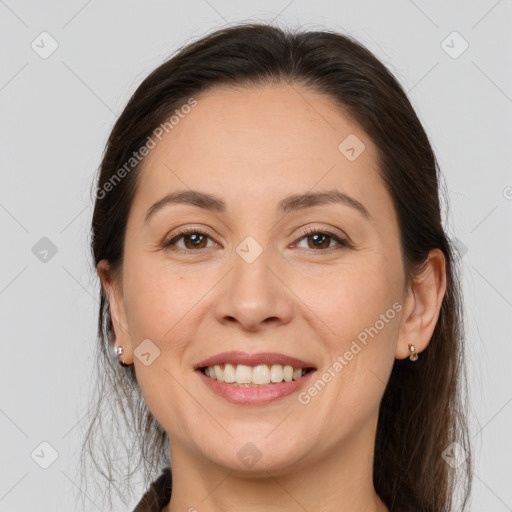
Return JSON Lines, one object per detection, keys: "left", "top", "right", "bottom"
{"left": 132, "top": 467, "right": 172, "bottom": 512}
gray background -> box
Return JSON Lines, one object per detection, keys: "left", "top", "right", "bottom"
{"left": 0, "top": 1, "right": 511, "bottom": 510}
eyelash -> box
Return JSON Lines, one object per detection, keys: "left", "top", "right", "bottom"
{"left": 162, "top": 226, "right": 352, "bottom": 254}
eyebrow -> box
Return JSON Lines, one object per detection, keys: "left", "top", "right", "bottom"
{"left": 144, "top": 188, "right": 371, "bottom": 224}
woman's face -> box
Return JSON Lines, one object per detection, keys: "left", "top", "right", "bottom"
{"left": 101, "top": 83, "right": 413, "bottom": 476}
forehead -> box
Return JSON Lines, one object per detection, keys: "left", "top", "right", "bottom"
{"left": 133, "top": 83, "right": 392, "bottom": 223}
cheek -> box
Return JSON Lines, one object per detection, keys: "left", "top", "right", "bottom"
{"left": 302, "top": 259, "right": 399, "bottom": 336}
{"left": 304, "top": 266, "right": 400, "bottom": 431}
{"left": 122, "top": 255, "right": 193, "bottom": 342}
{"left": 121, "top": 262, "right": 196, "bottom": 429}
{"left": 126, "top": 269, "right": 174, "bottom": 339}
{"left": 308, "top": 259, "right": 400, "bottom": 383}
{"left": 121, "top": 255, "right": 221, "bottom": 382}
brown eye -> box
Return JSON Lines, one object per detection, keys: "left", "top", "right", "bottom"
{"left": 181, "top": 233, "right": 208, "bottom": 249}
{"left": 305, "top": 233, "right": 332, "bottom": 249}
{"left": 295, "top": 228, "right": 350, "bottom": 251}
{"left": 163, "top": 229, "right": 216, "bottom": 252}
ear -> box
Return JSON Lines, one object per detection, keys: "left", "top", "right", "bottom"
{"left": 396, "top": 248, "right": 447, "bottom": 359}
{"left": 97, "top": 259, "right": 132, "bottom": 362}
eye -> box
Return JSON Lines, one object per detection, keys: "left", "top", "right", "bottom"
{"left": 163, "top": 228, "right": 218, "bottom": 253}
{"left": 294, "top": 227, "right": 351, "bottom": 251}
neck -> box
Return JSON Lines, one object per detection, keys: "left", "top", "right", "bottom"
{"left": 163, "top": 422, "right": 389, "bottom": 512}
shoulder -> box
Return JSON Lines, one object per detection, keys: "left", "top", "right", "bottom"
{"left": 132, "top": 467, "right": 172, "bottom": 512}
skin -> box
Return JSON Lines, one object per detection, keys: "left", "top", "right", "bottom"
{"left": 97, "top": 82, "right": 446, "bottom": 512}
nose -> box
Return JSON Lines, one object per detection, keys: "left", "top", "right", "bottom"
{"left": 214, "top": 244, "right": 294, "bottom": 332}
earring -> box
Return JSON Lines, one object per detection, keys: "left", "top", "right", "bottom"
{"left": 115, "top": 346, "right": 131, "bottom": 367}
{"left": 408, "top": 343, "right": 418, "bottom": 361}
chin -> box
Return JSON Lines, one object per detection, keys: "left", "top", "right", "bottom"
{"left": 202, "top": 437, "right": 313, "bottom": 477}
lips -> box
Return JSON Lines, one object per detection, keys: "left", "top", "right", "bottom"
{"left": 196, "top": 365, "right": 317, "bottom": 405}
{"left": 193, "top": 350, "right": 317, "bottom": 371}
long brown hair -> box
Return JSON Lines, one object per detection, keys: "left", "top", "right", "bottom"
{"left": 81, "top": 22, "right": 472, "bottom": 511}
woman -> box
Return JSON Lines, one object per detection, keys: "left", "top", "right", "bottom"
{"left": 82, "top": 22, "right": 472, "bottom": 512}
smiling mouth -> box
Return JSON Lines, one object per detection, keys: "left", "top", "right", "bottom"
{"left": 198, "top": 363, "right": 315, "bottom": 387}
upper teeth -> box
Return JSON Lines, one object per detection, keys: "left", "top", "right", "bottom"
{"left": 204, "top": 363, "right": 306, "bottom": 385}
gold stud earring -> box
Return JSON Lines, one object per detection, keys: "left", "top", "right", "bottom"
{"left": 115, "top": 345, "right": 131, "bottom": 367}
{"left": 408, "top": 343, "right": 418, "bottom": 361}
